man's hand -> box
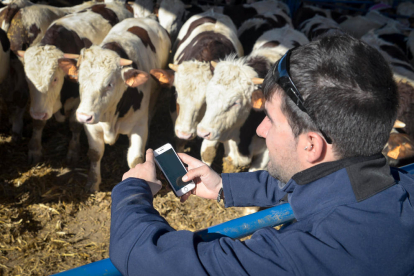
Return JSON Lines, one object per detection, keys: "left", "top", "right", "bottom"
{"left": 122, "top": 149, "right": 162, "bottom": 196}
{"left": 178, "top": 153, "right": 223, "bottom": 203}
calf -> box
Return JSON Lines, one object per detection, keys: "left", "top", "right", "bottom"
{"left": 1, "top": 1, "right": 99, "bottom": 141}
{"left": 198, "top": 26, "right": 309, "bottom": 171}
{"left": 19, "top": 3, "right": 132, "bottom": 163}
{"left": 157, "top": 0, "right": 186, "bottom": 44}
{"left": 60, "top": 17, "right": 170, "bottom": 192}
{"left": 237, "top": 9, "right": 292, "bottom": 55}
{"left": 222, "top": 0, "right": 290, "bottom": 28}
{"left": 151, "top": 10, "right": 243, "bottom": 165}
{"left": 298, "top": 15, "right": 342, "bottom": 41}
{"left": 0, "top": 0, "right": 33, "bottom": 32}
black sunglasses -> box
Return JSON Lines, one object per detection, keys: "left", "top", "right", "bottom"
{"left": 273, "top": 49, "right": 332, "bottom": 144}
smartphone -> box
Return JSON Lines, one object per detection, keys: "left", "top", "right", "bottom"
{"left": 154, "top": 143, "right": 195, "bottom": 197}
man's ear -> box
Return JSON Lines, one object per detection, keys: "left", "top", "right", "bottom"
{"left": 251, "top": 89, "right": 265, "bottom": 110}
{"left": 123, "top": 68, "right": 149, "bottom": 87}
{"left": 58, "top": 58, "right": 79, "bottom": 81}
{"left": 303, "top": 132, "right": 326, "bottom": 164}
{"left": 150, "top": 69, "right": 174, "bottom": 87}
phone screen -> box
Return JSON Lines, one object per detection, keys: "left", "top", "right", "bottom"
{"left": 155, "top": 149, "right": 193, "bottom": 192}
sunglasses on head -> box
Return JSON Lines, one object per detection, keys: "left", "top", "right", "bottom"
{"left": 272, "top": 49, "right": 332, "bottom": 144}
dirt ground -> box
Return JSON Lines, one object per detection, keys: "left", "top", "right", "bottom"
{"left": 0, "top": 91, "right": 250, "bottom": 275}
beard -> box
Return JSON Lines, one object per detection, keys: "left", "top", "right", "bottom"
{"left": 267, "top": 152, "right": 299, "bottom": 184}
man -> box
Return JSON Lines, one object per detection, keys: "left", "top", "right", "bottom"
{"left": 109, "top": 34, "right": 414, "bottom": 275}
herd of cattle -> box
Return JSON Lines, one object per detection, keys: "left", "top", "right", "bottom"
{"left": 1, "top": 0, "right": 414, "bottom": 192}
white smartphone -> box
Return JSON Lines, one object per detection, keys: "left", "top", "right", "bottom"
{"left": 154, "top": 143, "right": 196, "bottom": 197}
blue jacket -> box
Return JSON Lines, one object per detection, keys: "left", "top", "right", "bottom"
{"left": 110, "top": 154, "right": 414, "bottom": 275}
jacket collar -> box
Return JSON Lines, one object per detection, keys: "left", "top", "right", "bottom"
{"left": 280, "top": 154, "right": 396, "bottom": 220}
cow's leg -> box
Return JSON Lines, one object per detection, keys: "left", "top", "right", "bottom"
{"left": 128, "top": 122, "right": 148, "bottom": 168}
{"left": 85, "top": 125, "right": 104, "bottom": 193}
{"left": 200, "top": 139, "right": 219, "bottom": 166}
{"left": 66, "top": 112, "right": 82, "bottom": 163}
{"left": 28, "top": 119, "right": 46, "bottom": 164}
{"left": 11, "top": 105, "right": 25, "bottom": 143}
{"left": 222, "top": 140, "right": 251, "bottom": 173}
{"left": 248, "top": 149, "right": 269, "bottom": 172}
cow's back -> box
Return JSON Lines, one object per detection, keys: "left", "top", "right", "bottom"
{"left": 101, "top": 17, "right": 170, "bottom": 72}
{"left": 41, "top": 3, "right": 133, "bottom": 51}
{"left": 173, "top": 10, "right": 243, "bottom": 64}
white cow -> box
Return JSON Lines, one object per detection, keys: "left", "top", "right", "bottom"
{"left": 19, "top": 2, "right": 132, "bottom": 163}
{"left": 198, "top": 26, "right": 309, "bottom": 171}
{"left": 60, "top": 17, "right": 171, "bottom": 192}
{"left": 151, "top": 9, "right": 243, "bottom": 165}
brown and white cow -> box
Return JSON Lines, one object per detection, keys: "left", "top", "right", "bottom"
{"left": 60, "top": 17, "right": 170, "bottom": 192}
{"left": 0, "top": 0, "right": 33, "bottom": 32}
{"left": 298, "top": 14, "right": 343, "bottom": 41}
{"left": 151, "top": 9, "right": 243, "bottom": 165}
{"left": 157, "top": 0, "right": 186, "bottom": 44}
{"left": 198, "top": 26, "right": 309, "bottom": 171}
{"left": 222, "top": 0, "right": 290, "bottom": 28}
{"left": 0, "top": 1, "right": 102, "bottom": 142}
{"left": 18, "top": 2, "right": 132, "bottom": 163}
{"left": 237, "top": 9, "right": 293, "bottom": 55}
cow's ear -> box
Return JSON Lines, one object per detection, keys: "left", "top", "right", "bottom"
{"left": 58, "top": 58, "right": 79, "bottom": 81}
{"left": 251, "top": 89, "right": 265, "bottom": 110}
{"left": 150, "top": 69, "right": 174, "bottom": 87}
{"left": 123, "top": 68, "right": 149, "bottom": 87}
{"left": 17, "top": 50, "right": 25, "bottom": 59}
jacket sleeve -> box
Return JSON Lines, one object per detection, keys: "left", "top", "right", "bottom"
{"left": 109, "top": 177, "right": 295, "bottom": 276}
{"left": 222, "top": 170, "right": 287, "bottom": 208}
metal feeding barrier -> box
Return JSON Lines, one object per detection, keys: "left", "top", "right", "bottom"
{"left": 52, "top": 163, "right": 414, "bottom": 276}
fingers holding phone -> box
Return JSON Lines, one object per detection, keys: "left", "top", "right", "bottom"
{"left": 122, "top": 149, "right": 162, "bottom": 196}
{"left": 178, "top": 153, "right": 223, "bottom": 202}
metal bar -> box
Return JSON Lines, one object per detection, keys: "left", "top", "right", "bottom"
{"left": 196, "top": 203, "right": 295, "bottom": 241}
{"left": 52, "top": 162, "right": 414, "bottom": 275}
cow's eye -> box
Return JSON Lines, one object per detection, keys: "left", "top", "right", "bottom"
{"left": 107, "top": 83, "right": 114, "bottom": 88}
{"left": 53, "top": 78, "right": 57, "bottom": 83}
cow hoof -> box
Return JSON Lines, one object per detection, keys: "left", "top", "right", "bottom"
{"left": 86, "top": 181, "right": 99, "bottom": 193}
{"left": 28, "top": 150, "right": 43, "bottom": 164}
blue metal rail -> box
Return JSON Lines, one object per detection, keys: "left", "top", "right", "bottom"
{"left": 52, "top": 163, "right": 414, "bottom": 276}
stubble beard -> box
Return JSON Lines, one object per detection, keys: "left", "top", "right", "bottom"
{"left": 267, "top": 156, "right": 298, "bottom": 184}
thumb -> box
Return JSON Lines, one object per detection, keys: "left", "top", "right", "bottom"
{"left": 182, "top": 165, "right": 209, "bottom": 182}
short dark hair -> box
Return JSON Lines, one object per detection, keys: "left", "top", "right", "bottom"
{"left": 263, "top": 34, "right": 398, "bottom": 158}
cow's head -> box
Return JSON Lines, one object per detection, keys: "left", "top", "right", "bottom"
{"left": 197, "top": 59, "right": 264, "bottom": 141}
{"left": 58, "top": 46, "right": 148, "bottom": 124}
{"left": 151, "top": 60, "right": 213, "bottom": 140}
{"left": 19, "top": 45, "right": 68, "bottom": 120}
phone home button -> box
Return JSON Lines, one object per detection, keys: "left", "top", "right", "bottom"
{"left": 182, "top": 187, "right": 188, "bottom": 193}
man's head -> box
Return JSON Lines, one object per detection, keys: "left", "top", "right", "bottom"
{"left": 257, "top": 34, "right": 398, "bottom": 182}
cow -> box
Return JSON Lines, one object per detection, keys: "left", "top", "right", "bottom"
{"left": 198, "top": 26, "right": 309, "bottom": 172}
{"left": 59, "top": 17, "right": 171, "bottom": 192}
{"left": 157, "top": 0, "right": 186, "bottom": 44}
{"left": 18, "top": 2, "right": 132, "bottom": 164}
{"left": 222, "top": 0, "right": 290, "bottom": 28}
{"left": 123, "top": 0, "right": 153, "bottom": 18}
{"left": 298, "top": 14, "right": 342, "bottom": 41}
{"left": 237, "top": 9, "right": 292, "bottom": 55}
{"left": 150, "top": 9, "right": 243, "bottom": 165}
{"left": 0, "top": 1, "right": 99, "bottom": 142}
{"left": 0, "top": 0, "right": 33, "bottom": 32}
